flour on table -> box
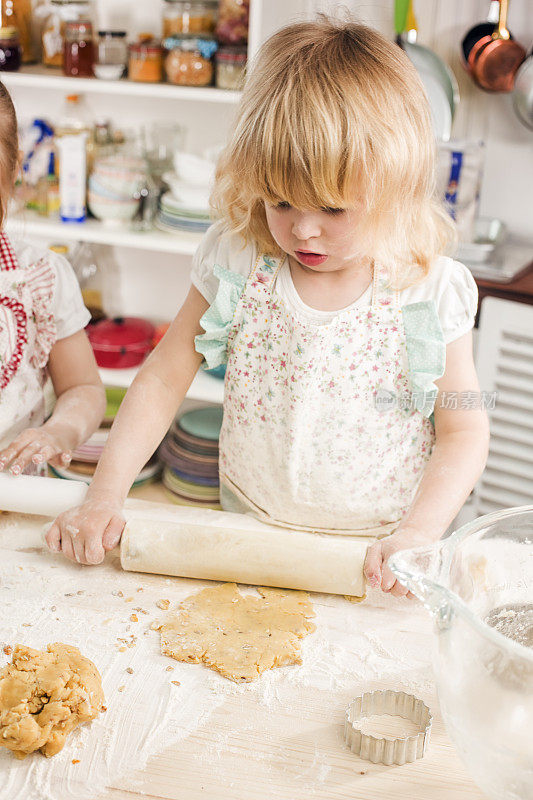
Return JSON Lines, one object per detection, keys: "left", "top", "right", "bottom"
{"left": 160, "top": 583, "right": 316, "bottom": 682}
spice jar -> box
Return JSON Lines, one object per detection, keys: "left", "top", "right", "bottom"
{"left": 42, "top": 0, "right": 91, "bottom": 68}
{"left": 163, "top": 35, "right": 217, "bottom": 87}
{"left": 63, "top": 19, "right": 94, "bottom": 77}
{"left": 129, "top": 38, "right": 163, "bottom": 83}
{"left": 215, "top": 45, "right": 246, "bottom": 89}
{"left": 216, "top": 0, "right": 249, "bottom": 46}
{"left": 163, "top": 0, "right": 218, "bottom": 37}
{"left": 0, "top": 27, "right": 21, "bottom": 71}
{"left": 94, "top": 30, "right": 127, "bottom": 80}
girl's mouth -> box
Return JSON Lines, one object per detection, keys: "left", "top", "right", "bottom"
{"left": 294, "top": 250, "right": 328, "bottom": 267}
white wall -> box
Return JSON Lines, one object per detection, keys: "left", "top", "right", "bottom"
{"left": 304, "top": 0, "right": 533, "bottom": 239}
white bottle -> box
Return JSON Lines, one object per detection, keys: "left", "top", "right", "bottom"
{"left": 56, "top": 133, "right": 88, "bottom": 223}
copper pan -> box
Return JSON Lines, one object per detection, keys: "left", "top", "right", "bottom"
{"left": 468, "top": 0, "right": 525, "bottom": 92}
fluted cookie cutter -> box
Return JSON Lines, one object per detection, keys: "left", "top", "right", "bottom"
{"left": 344, "top": 690, "right": 432, "bottom": 765}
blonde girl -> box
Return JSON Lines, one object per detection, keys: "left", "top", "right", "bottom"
{"left": 0, "top": 83, "right": 105, "bottom": 477}
{"left": 47, "top": 18, "right": 489, "bottom": 595}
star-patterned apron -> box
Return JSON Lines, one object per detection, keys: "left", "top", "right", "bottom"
{"left": 218, "top": 253, "right": 436, "bottom": 536}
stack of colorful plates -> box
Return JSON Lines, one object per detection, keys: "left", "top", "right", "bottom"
{"left": 49, "top": 387, "right": 161, "bottom": 487}
{"left": 158, "top": 406, "right": 222, "bottom": 508}
{"left": 155, "top": 192, "right": 211, "bottom": 234}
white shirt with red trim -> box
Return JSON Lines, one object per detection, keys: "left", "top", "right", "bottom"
{"left": 0, "top": 234, "right": 91, "bottom": 450}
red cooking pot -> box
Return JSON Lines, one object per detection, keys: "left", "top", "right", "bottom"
{"left": 88, "top": 316, "right": 155, "bottom": 369}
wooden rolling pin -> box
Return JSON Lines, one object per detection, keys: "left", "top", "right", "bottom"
{"left": 0, "top": 474, "right": 370, "bottom": 596}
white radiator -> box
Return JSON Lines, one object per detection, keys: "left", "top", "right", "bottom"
{"left": 474, "top": 297, "right": 533, "bottom": 515}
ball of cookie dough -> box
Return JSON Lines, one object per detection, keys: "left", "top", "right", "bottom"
{"left": 0, "top": 642, "right": 105, "bottom": 758}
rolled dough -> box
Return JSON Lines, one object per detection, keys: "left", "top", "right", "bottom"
{"left": 0, "top": 643, "right": 105, "bottom": 759}
{"left": 121, "top": 506, "right": 372, "bottom": 596}
{"left": 160, "top": 583, "right": 316, "bottom": 682}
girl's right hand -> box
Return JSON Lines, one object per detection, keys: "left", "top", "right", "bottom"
{"left": 45, "top": 495, "right": 126, "bottom": 566}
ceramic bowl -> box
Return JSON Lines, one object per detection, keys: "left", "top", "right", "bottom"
{"left": 162, "top": 173, "right": 211, "bottom": 209}
{"left": 88, "top": 192, "right": 139, "bottom": 224}
{"left": 173, "top": 151, "right": 214, "bottom": 187}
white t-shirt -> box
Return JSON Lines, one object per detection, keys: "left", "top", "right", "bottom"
{"left": 191, "top": 222, "right": 478, "bottom": 344}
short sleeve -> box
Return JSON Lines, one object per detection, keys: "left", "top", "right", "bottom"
{"left": 190, "top": 220, "right": 256, "bottom": 304}
{"left": 49, "top": 251, "right": 91, "bottom": 340}
{"left": 436, "top": 260, "right": 478, "bottom": 344}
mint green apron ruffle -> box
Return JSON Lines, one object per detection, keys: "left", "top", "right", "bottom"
{"left": 401, "top": 300, "right": 446, "bottom": 420}
{"left": 194, "top": 263, "right": 246, "bottom": 370}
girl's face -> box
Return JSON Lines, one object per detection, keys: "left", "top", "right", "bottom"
{"left": 264, "top": 201, "right": 366, "bottom": 273}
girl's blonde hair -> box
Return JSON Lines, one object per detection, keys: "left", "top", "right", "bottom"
{"left": 0, "top": 82, "right": 18, "bottom": 227}
{"left": 212, "top": 15, "right": 456, "bottom": 288}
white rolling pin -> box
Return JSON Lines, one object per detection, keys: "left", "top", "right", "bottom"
{"left": 0, "top": 473, "right": 89, "bottom": 517}
{"left": 0, "top": 474, "right": 371, "bottom": 596}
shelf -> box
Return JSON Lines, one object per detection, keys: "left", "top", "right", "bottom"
{"left": 99, "top": 366, "right": 224, "bottom": 405}
{"left": 6, "top": 213, "right": 204, "bottom": 255}
{"left": 2, "top": 65, "right": 242, "bottom": 104}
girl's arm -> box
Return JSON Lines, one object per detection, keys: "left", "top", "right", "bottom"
{"left": 45, "top": 285, "right": 209, "bottom": 566}
{"left": 0, "top": 330, "right": 106, "bottom": 473}
{"left": 364, "top": 330, "right": 490, "bottom": 597}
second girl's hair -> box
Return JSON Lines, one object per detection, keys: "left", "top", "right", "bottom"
{"left": 0, "top": 82, "right": 18, "bottom": 227}
{"left": 212, "top": 16, "right": 456, "bottom": 287}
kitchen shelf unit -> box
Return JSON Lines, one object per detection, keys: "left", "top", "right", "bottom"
{"left": 1, "top": 65, "right": 241, "bottom": 104}
{"left": 6, "top": 213, "right": 204, "bottom": 255}
{"left": 99, "top": 365, "right": 224, "bottom": 405}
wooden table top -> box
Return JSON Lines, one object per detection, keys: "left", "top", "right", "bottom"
{"left": 0, "top": 487, "right": 485, "bottom": 800}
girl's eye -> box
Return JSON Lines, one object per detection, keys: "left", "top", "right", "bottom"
{"left": 276, "top": 201, "right": 291, "bottom": 210}
{"left": 321, "top": 206, "right": 345, "bottom": 215}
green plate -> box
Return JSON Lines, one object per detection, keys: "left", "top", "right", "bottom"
{"left": 178, "top": 407, "right": 223, "bottom": 441}
{"left": 105, "top": 386, "right": 127, "bottom": 420}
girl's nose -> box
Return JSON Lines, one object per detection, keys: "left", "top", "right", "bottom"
{"left": 291, "top": 212, "right": 321, "bottom": 241}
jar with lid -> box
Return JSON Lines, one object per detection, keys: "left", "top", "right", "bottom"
{"left": 41, "top": 0, "right": 91, "bottom": 68}
{"left": 63, "top": 19, "right": 94, "bottom": 77}
{"left": 216, "top": 0, "right": 249, "bottom": 46}
{"left": 2, "top": 0, "right": 36, "bottom": 63}
{"left": 0, "top": 27, "right": 21, "bottom": 71}
{"left": 215, "top": 45, "right": 246, "bottom": 89}
{"left": 163, "top": 0, "right": 218, "bottom": 37}
{"left": 94, "top": 31, "right": 127, "bottom": 80}
{"left": 129, "top": 38, "right": 163, "bottom": 83}
{"left": 163, "top": 35, "right": 217, "bottom": 87}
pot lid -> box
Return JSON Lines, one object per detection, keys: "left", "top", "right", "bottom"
{"left": 88, "top": 317, "right": 155, "bottom": 347}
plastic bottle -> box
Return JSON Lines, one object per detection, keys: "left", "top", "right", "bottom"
{"left": 55, "top": 93, "right": 95, "bottom": 171}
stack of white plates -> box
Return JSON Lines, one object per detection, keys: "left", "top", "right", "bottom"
{"left": 156, "top": 191, "right": 211, "bottom": 234}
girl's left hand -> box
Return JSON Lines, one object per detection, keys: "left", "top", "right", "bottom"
{"left": 0, "top": 424, "right": 74, "bottom": 475}
{"left": 364, "top": 528, "right": 432, "bottom": 598}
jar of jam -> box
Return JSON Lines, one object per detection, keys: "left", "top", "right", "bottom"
{"left": 63, "top": 20, "right": 94, "bottom": 77}
{"left": 163, "top": 35, "right": 217, "bottom": 87}
{"left": 215, "top": 45, "right": 246, "bottom": 89}
{"left": 0, "top": 27, "right": 21, "bottom": 71}
{"left": 129, "top": 38, "right": 163, "bottom": 83}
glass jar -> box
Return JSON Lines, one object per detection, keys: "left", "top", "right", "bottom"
{"left": 63, "top": 19, "right": 94, "bottom": 77}
{"left": 163, "top": 35, "right": 217, "bottom": 87}
{"left": 94, "top": 30, "right": 127, "bottom": 80}
{"left": 215, "top": 45, "right": 246, "bottom": 89}
{"left": 129, "top": 38, "right": 163, "bottom": 83}
{"left": 163, "top": 0, "right": 217, "bottom": 37}
{"left": 2, "top": 0, "right": 35, "bottom": 63}
{"left": 216, "top": 0, "right": 249, "bottom": 46}
{"left": 0, "top": 27, "right": 21, "bottom": 71}
{"left": 42, "top": 0, "right": 91, "bottom": 68}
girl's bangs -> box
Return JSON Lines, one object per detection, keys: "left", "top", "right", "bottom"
{"left": 245, "top": 115, "right": 363, "bottom": 211}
